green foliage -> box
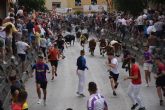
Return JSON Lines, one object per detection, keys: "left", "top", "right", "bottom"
{"left": 18, "top": 0, "right": 46, "bottom": 12}
{"left": 74, "top": 10, "right": 83, "bottom": 15}
{"left": 113, "top": 0, "right": 146, "bottom": 16}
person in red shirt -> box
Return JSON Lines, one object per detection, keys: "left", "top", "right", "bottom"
{"left": 48, "top": 43, "right": 60, "bottom": 80}
{"left": 124, "top": 57, "right": 146, "bottom": 110}
{"left": 155, "top": 57, "right": 165, "bottom": 106}
{"left": 11, "top": 90, "right": 27, "bottom": 110}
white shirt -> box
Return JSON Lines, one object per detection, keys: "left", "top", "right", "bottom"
{"left": 40, "top": 38, "right": 47, "bottom": 48}
{"left": 136, "top": 15, "right": 143, "bottom": 25}
{"left": 82, "top": 28, "right": 88, "bottom": 34}
{"left": 110, "top": 40, "right": 118, "bottom": 46}
{"left": 0, "top": 31, "right": 6, "bottom": 47}
{"left": 16, "top": 9, "right": 23, "bottom": 16}
{"left": 121, "top": 18, "right": 127, "bottom": 26}
{"left": 87, "top": 93, "right": 107, "bottom": 110}
{"left": 147, "top": 25, "right": 156, "bottom": 35}
{"left": 16, "top": 41, "right": 29, "bottom": 54}
{"left": 111, "top": 58, "right": 119, "bottom": 74}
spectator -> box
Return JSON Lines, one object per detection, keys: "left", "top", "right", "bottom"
{"left": 154, "top": 57, "right": 165, "bottom": 106}
{"left": 143, "top": 46, "right": 153, "bottom": 87}
{"left": 26, "top": 19, "right": 34, "bottom": 45}
{"left": 3, "top": 17, "right": 18, "bottom": 59}
{"left": 40, "top": 35, "right": 47, "bottom": 58}
{"left": 0, "top": 24, "right": 7, "bottom": 64}
{"left": 11, "top": 90, "right": 28, "bottom": 110}
{"left": 15, "top": 38, "right": 30, "bottom": 72}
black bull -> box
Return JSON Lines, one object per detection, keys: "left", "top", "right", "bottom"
{"left": 89, "top": 40, "right": 96, "bottom": 56}
{"left": 64, "top": 35, "right": 75, "bottom": 45}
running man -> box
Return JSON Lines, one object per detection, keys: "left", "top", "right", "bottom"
{"left": 154, "top": 57, "right": 165, "bottom": 106}
{"left": 124, "top": 57, "right": 146, "bottom": 110}
{"left": 56, "top": 36, "right": 67, "bottom": 59}
{"left": 106, "top": 52, "right": 119, "bottom": 96}
{"left": 48, "top": 43, "right": 60, "bottom": 80}
{"left": 122, "top": 45, "right": 131, "bottom": 75}
{"left": 87, "top": 82, "right": 108, "bottom": 110}
{"left": 76, "top": 50, "right": 88, "bottom": 97}
{"left": 32, "top": 55, "right": 49, "bottom": 106}
{"left": 143, "top": 46, "right": 152, "bottom": 87}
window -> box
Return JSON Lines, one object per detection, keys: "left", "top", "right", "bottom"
{"left": 91, "top": 0, "right": 97, "bottom": 5}
{"left": 52, "top": 2, "right": 61, "bottom": 10}
{"left": 75, "top": 0, "right": 81, "bottom": 6}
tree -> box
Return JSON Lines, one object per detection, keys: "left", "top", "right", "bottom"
{"left": 18, "top": 0, "right": 46, "bottom": 12}
{"left": 113, "top": 0, "right": 146, "bottom": 16}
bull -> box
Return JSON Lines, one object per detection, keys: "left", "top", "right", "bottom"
{"left": 64, "top": 34, "right": 75, "bottom": 46}
{"left": 89, "top": 39, "right": 96, "bottom": 56}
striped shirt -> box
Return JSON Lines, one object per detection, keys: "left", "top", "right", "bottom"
{"left": 87, "top": 93, "right": 108, "bottom": 110}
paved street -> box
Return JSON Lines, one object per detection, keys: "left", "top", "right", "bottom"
{"left": 25, "top": 40, "right": 165, "bottom": 110}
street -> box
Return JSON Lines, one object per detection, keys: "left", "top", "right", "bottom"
{"left": 25, "top": 40, "right": 165, "bottom": 110}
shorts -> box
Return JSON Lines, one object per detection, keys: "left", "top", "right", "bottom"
{"left": 36, "top": 80, "right": 47, "bottom": 89}
{"left": 156, "top": 76, "right": 165, "bottom": 87}
{"left": 50, "top": 60, "right": 58, "bottom": 67}
{"left": 109, "top": 71, "right": 119, "bottom": 82}
{"left": 143, "top": 63, "right": 152, "bottom": 72}
{"left": 18, "top": 54, "right": 26, "bottom": 62}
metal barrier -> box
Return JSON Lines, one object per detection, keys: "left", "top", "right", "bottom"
{"left": 0, "top": 50, "right": 37, "bottom": 110}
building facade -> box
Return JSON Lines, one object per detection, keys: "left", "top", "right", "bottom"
{"left": 0, "top": 0, "right": 9, "bottom": 18}
{"left": 0, "top": 0, "right": 17, "bottom": 19}
{"left": 45, "top": 0, "right": 107, "bottom": 13}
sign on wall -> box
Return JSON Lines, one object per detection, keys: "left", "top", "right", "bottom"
{"left": 83, "top": 5, "right": 107, "bottom": 12}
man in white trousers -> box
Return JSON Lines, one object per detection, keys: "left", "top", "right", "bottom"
{"left": 124, "top": 57, "right": 146, "bottom": 110}
{"left": 76, "top": 50, "right": 88, "bottom": 97}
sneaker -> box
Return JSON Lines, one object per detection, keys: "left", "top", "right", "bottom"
{"left": 79, "top": 94, "right": 85, "bottom": 97}
{"left": 76, "top": 92, "right": 80, "bottom": 95}
{"left": 55, "top": 73, "right": 57, "bottom": 76}
{"left": 37, "top": 99, "right": 42, "bottom": 104}
{"left": 160, "top": 100, "right": 163, "bottom": 106}
{"left": 43, "top": 100, "right": 46, "bottom": 106}
{"left": 51, "top": 76, "right": 54, "bottom": 80}
{"left": 113, "top": 91, "right": 117, "bottom": 96}
{"left": 131, "top": 103, "right": 138, "bottom": 110}
{"left": 145, "top": 84, "right": 149, "bottom": 87}
{"left": 62, "top": 56, "right": 65, "bottom": 59}
{"left": 114, "top": 82, "right": 119, "bottom": 89}
{"left": 138, "top": 107, "right": 146, "bottom": 110}
{"left": 11, "top": 55, "right": 15, "bottom": 59}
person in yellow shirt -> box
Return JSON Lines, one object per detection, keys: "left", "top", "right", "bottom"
{"left": 80, "top": 34, "right": 87, "bottom": 47}
{"left": 35, "top": 32, "right": 41, "bottom": 52}
{"left": 3, "top": 18, "right": 18, "bottom": 59}
{"left": 22, "top": 101, "right": 28, "bottom": 110}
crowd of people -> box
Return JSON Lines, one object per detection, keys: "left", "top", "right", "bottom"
{"left": 0, "top": 4, "right": 164, "bottom": 110}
